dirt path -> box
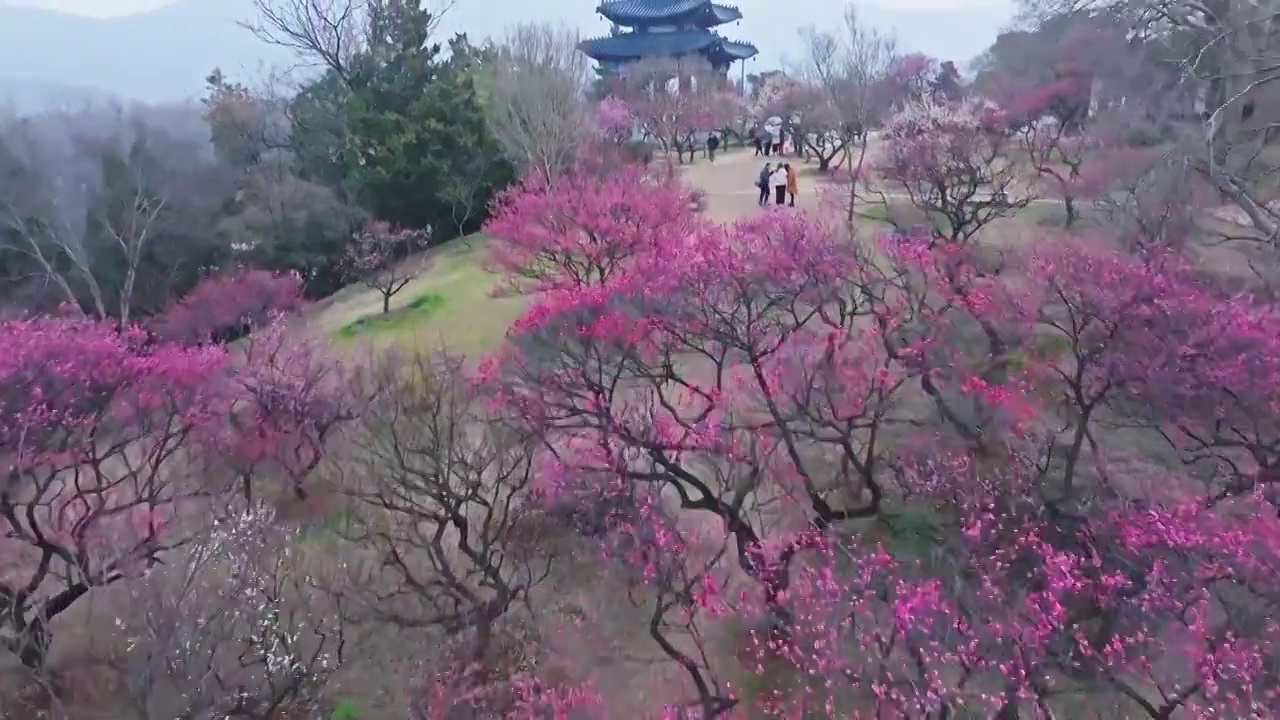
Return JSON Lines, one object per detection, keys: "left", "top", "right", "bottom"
{"left": 677, "top": 142, "right": 1062, "bottom": 226}
{"left": 677, "top": 146, "right": 824, "bottom": 223}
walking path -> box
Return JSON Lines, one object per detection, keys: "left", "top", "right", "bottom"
{"left": 679, "top": 147, "right": 813, "bottom": 222}
{"left": 678, "top": 143, "right": 1060, "bottom": 224}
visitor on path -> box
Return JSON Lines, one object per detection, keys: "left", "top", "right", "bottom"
{"left": 757, "top": 163, "right": 773, "bottom": 206}
{"left": 706, "top": 133, "right": 720, "bottom": 162}
{"left": 785, "top": 163, "right": 798, "bottom": 207}
{"left": 774, "top": 166, "right": 787, "bottom": 206}
{"left": 751, "top": 129, "right": 763, "bottom": 156}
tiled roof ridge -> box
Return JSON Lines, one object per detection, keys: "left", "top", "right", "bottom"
{"left": 580, "top": 27, "right": 712, "bottom": 44}
{"left": 581, "top": 28, "right": 754, "bottom": 43}
{"left": 598, "top": 0, "right": 710, "bottom": 12}
{"left": 595, "top": 0, "right": 746, "bottom": 27}
{"left": 578, "top": 28, "right": 758, "bottom": 60}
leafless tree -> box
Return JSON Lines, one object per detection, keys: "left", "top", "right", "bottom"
{"left": 0, "top": 114, "right": 95, "bottom": 314}
{"left": 1020, "top": 0, "right": 1280, "bottom": 240}
{"left": 203, "top": 69, "right": 366, "bottom": 279}
{"left": 242, "top": 0, "right": 367, "bottom": 83}
{"left": 0, "top": 106, "right": 230, "bottom": 322}
{"left": 336, "top": 351, "right": 554, "bottom": 667}
{"left": 343, "top": 220, "right": 431, "bottom": 314}
{"left": 217, "top": 152, "right": 363, "bottom": 257}
{"left": 71, "top": 127, "right": 166, "bottom": 328}
{"left": 109, "top": 507, "right": 346, "bottom": 720}
{"left": 800, "top": 7, "right": 897, "bottom": 129}
{"left": 499, "top": 21, "right": 593, "bottom": 93}
{"left": 1096, "top": 153, "right": 1204, "bottom": 251}
{"left": 484, "top": 22, "right": 591, "bottom": 183}
{"left": 439, "top": 151, "right": 496, "bottom": 238}
{"left": 798, "top": 5, "right": 898, "bottom": 222}
{"left": 202, "top": 68, "right": 296, "bottom": 170}
{"left": 242, "top": 0, "right": 456, "bottom": 85}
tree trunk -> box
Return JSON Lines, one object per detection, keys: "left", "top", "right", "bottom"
{"left": 8, "top": 620, "right": 51, "bottom": 671}
{"left": 4, "top": 584, "right": 89, "bottom": 673}
{"left": 993, "top": 683, "right": 1021, "bottom": 720}
{"left": 382, "top": 291, "right": 391, "bottom": 314}
{"left": 1060, "top": 405, "right": 1093, "bottom": 500}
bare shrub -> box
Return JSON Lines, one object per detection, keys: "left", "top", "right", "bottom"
{"left": 334, "top": 350, "right": 554, "bottom": 667}
{"left": 106, "top": 506, "right": 346, "bottom": 720}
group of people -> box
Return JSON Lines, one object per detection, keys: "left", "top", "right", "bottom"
{"left": 751, "top": 127, "right": 784, "bottom": 156}
{"left": 757, "top": 162, "right": 798, "bottom": 207}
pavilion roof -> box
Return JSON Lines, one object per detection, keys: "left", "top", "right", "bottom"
{"left": 597, "top": 0, "right": 743, "bottom": 26}
{"left": 718, "top": 38, "right": 757, "bottom": 59}
{"left": 578, "top": 29, "right": 758, "bottom": 61}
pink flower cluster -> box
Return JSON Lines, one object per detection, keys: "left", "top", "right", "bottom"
{"left": 478, "top": 149, "right": 1280, "bottom": 715}
{"left": 150, "top": 267, "right": 307, "bottom": 344}
{"left": 0, "top": 299, "right": 351, "bottom": 651}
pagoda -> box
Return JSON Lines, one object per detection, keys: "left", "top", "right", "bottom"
{"left": 578, "top": 0, "right": 758, "bottom": 75}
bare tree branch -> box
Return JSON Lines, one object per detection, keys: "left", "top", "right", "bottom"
{"left": 335, "top": 351, "right": 555, "bottom": 666}
{"left": 241, "top": 0, "right": 459, "bottom": 86}
{"left": 484, "top": 22, "right": 591, "bottom": 182}
{"left": 1019, "top": 0, "right": 1280, "bottom": 239}
{"left": 242, "top": 0, "right": 368, "bottom": 84}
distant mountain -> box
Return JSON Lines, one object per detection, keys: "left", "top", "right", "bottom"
{"left": 0, "top": 75, "right": 120, "bottom": 114}
{"left": 0, "top": 0, "right": 292, "bottom": 111}
{"left": 0, "top": 0, "right": 1013, "bottom": 114}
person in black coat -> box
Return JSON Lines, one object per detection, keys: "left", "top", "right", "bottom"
{"left": 757, "top": 163, "right": 773, "bottom": 206}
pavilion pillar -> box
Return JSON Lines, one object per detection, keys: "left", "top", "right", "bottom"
{"left": 679, "top": 73, "right": 692, "bottom": 94}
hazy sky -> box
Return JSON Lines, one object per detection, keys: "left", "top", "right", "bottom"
{"left": 6, "top": 0, "right": 171, "bottom": 15}
{"left": 7, "top": 0, "right": 1015, "bottom": 15}
{"left": 4, "top": 0, "right": 1018, "bottom": 69}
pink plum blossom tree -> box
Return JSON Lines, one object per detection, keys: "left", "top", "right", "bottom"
{"left": 0, "top": 316, "right": 230, "bottom": 670}
{"left": 149, "top": 267, "right": 307, "bottom": 345}
{"left": 876, "top": 97, "right": 1032, "bottom": 242}
{"left": 0, "top": 310, "right": 352, "bottom": 674}
{"left": 483, "top": 162, "right": 701, "bottom": 295}
{"left": 477, "top": 157, "right": 1280, "bottom": 716}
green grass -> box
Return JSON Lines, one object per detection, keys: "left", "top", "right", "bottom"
{"left": 852, "top": 201, "right": 950, "bottom": 233}
{"left": 329, "top": 698, "right": 363, "bottom": 720}
{"left": 314, "top": 235, "right": 529, "bottom": 356}
{"left": 855, "top": 203, "right": 891, "bottom": 223}
{"left": 298, "top": 506, "right": 356, "bottom": 545}
{"left": 333, "top": 291, "right": 445, "bottom": 339}
{"left": 1023, "top": 201, "right": 1072, "bottom": 228}
{"left": 874, "top": 506, "right": 944, "bottom": 559}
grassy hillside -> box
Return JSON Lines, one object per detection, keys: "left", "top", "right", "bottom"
{"left": 311, "top": 236, "right": 527, "bottom": 357}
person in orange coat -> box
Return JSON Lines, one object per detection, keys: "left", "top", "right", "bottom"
{"left": 784, "top": 163, "right": 798, "bottom": 207}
